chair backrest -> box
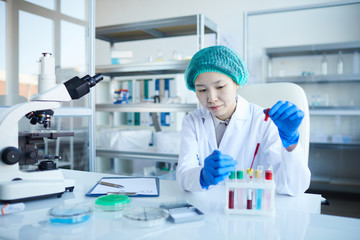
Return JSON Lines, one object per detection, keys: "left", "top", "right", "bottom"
{"left": 237, "top": 82, "right": 310, "bottom": 164}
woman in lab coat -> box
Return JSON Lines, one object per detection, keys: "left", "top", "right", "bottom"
{"left": 176, "top": 45, "right": 310, "bottom": 196}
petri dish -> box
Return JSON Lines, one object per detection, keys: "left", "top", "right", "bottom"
{"left": 49, "top": 203, "right": 93, "bottom": 224}
{"left": 123, "top": 207, "right": 169, "bottom": 227}
{"left": 94, "top": 194, "right": 131, "bottom": 211}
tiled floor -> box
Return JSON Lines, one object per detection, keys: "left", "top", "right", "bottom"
{"left": 308, "top": 190, "right": 360, "bottom": 219}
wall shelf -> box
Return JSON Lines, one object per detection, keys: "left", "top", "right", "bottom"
{"left": 96, "top": 60, "right": 190, "bottom": 77}
{"left": 96, "top": 149, "right": 178, "bottom": 163}
{"left": 96, "top": 14, "right": 218, "bottom": 44}
{"left": 266, "top": 41, "right": 360, "bottom": 58}
{"left": 267, "top": 74, "right": 360, "bottom": 83}
{"left": 310, "top": 142, "right": 360, "bottom": 150}
{"left": 311, "top": 176, "right": 360, "bottom": 185}
{"left": 309, "top": 107, "right": 360, "bottom": 116}
{"left": 96, "top": 103, "right": 197, "bottom": 113}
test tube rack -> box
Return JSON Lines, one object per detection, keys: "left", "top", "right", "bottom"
{"left": 224, "top": 180, "right": 275, "bottom": 216}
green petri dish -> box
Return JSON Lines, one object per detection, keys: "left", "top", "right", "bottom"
{"left": 95, "top": 194, "right": 131, "bottom": 211}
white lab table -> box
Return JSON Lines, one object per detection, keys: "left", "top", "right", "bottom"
{"left": 0, "top": 169, "right": 359, "bottom": 240}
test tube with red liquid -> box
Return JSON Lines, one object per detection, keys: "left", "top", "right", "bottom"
{"left": 246, "top": 168, "right": 254, "bottom": 210}
{"left": 228, "top": 171, "right": 236, "bottom": 209}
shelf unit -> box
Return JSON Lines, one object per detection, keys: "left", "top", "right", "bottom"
{"left": 309, "top": 106, "right": 360, "bottom": 116}
{"left": 95, "top": 15, "right": 218, "bottom": 175}
{"left": 265, "top": 42, "right": 360, "bottom": 193}
{"left": 310, "top": 142, "right": 360, "bottom": 150}
{"left": 96, "top": 60, "right": 190, "bottom": 77}
{"left": 265, "top": 41, "right": 360, "bottom": 58}
{"left": 96, "top": 103, "right": 197, "bottom": 113}
{"left": 267, "top": 74, "right": 360, "bottom": 83}
{"left": 95, "top": 14, "right": 219, "bottom": 46}
{"left": 96, "top": 149, "right": 178, "bottom": 163}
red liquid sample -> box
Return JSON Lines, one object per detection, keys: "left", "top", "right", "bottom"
{"left": 229, "top": 190, "right": 234, "bottom": 209}
{"left": 247, "top": 199, "right": 252, "bottom": 209}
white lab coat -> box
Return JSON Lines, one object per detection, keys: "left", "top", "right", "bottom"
{"left": 176, "top": 95, "right": 311, "bottom": 196}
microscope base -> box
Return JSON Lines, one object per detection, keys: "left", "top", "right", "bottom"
{"left": 0, "top": 177, "right": 75, "bottom": 203}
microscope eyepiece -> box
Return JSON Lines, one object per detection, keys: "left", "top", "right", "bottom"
{"left": 85, "top": 73, "right": 104, "bottom": 88}
{"left": 63, "top": 73, "right": 104, "bottom": 100}
{"left": 93, "top": 73, "right": 103, "bottom": 84}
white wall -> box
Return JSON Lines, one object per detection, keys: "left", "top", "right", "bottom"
{"left": 95, "top": 0, "right": 346, "bottom": 66}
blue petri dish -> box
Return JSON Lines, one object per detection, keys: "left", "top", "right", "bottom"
{"left": 49, "top": 203, "right": 93, "bottom": 224}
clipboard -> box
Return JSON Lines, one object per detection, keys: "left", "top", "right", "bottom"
{"left": 86, "top": 177, "right": 160, "bottom": 197}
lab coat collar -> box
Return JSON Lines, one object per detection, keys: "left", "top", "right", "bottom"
{"left": 212, "top": 114, "right": 230, "bottom": 128}
{"left": 233, "top": 94, "right": 251, "bottom": 121}
{"left": 218, "top": 95, "right": 250, "bottom": 149}
{"left": 199, "top": 106, "right": 217, "bottom": 150}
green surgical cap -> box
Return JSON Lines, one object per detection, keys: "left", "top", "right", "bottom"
{"left": 185, "top": 45, "right": 249, "bottom": 91}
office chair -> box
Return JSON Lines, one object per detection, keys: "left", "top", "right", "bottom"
{"left": 237, "top": 82, "right": 310, "bottom": 164}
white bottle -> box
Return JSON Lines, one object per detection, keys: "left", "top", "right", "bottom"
{"left": 267, "top": 58, "right": 273, "bottom": 77}
{"left": 321, "top": 53, "right": 328, "bottom": 75}
{"left": 353, "top": 51, "right": 360, "bottom": 74}
{"left": 156, "top": 49, "right": 165, "bottom": 62}
{"left": 337, "top": 51, "right": 344, "bottom": 75}
{"left": 279, "top": 60, "right": 286, "bottom": 77}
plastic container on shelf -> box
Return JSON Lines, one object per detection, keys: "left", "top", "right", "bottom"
{"left": 111, "top": 50, "right": 133, "bottom": 64}
{"left": 321, "top": 53, "right": 328, "bottom": 75}
{"left": 114, "top": 89, "right": 129, "bottom": 104}
{"left": 267, "top": 59, "right": 272, "bottom": 77}
{"left": 279, "top": 60, "right": 286, "bottom": 77}
{"left": 337, "top": 51, "right": 344, "bottom": 75}
{"left": 353, "top": 51, "right": 360, "bottom": 74}
{"left": 155, "top": 131, "right": 181, "bottom": 154}
{"left": 97, "top": 128, "right": 152, "bottom": 151}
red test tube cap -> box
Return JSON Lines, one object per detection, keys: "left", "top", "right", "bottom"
{"left": 265, "top": 108, "right": 270, "bottom": 121}
{"left": 265, "top": 170, "right": 273, "bottom": 180}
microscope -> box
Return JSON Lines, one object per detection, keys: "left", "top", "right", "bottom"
{"left": 0, "top": 53, "right": 103, "bottom": 202}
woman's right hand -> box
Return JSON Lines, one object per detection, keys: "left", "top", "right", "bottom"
{"left": 200, "top": 150, "right": 237, "bottom": 189}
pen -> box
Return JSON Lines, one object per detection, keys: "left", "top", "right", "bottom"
{"left": 98, "top": 181, "right": 124, "bottom": 188}
{"left": 107, "top": 192, "right": 138, "bottom": 196}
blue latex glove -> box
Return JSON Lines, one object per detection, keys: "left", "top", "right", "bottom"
{"left": 200, "top": 150, "right": 237, "bottom": 189}
{"left": 265, "top": 101, "right": 304, "bottom": 148}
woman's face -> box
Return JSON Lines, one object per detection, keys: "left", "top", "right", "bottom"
{"left": 195, "top": 72, "right": 239, "bottom": 120}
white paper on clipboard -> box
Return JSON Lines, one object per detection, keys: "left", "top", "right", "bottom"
{"left": 86, "top": 177, "right": 159, "bottom": 197}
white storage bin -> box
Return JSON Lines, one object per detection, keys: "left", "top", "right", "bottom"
{"left": 97, "top": 128, "right": 152, "bottom": 151}
{"left": 155, "top": 131, "right": 181, "bottom": 154}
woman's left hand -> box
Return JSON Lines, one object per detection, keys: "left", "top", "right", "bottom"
{"left": 265, "top": 101, "right": 304, "bottom": 149}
